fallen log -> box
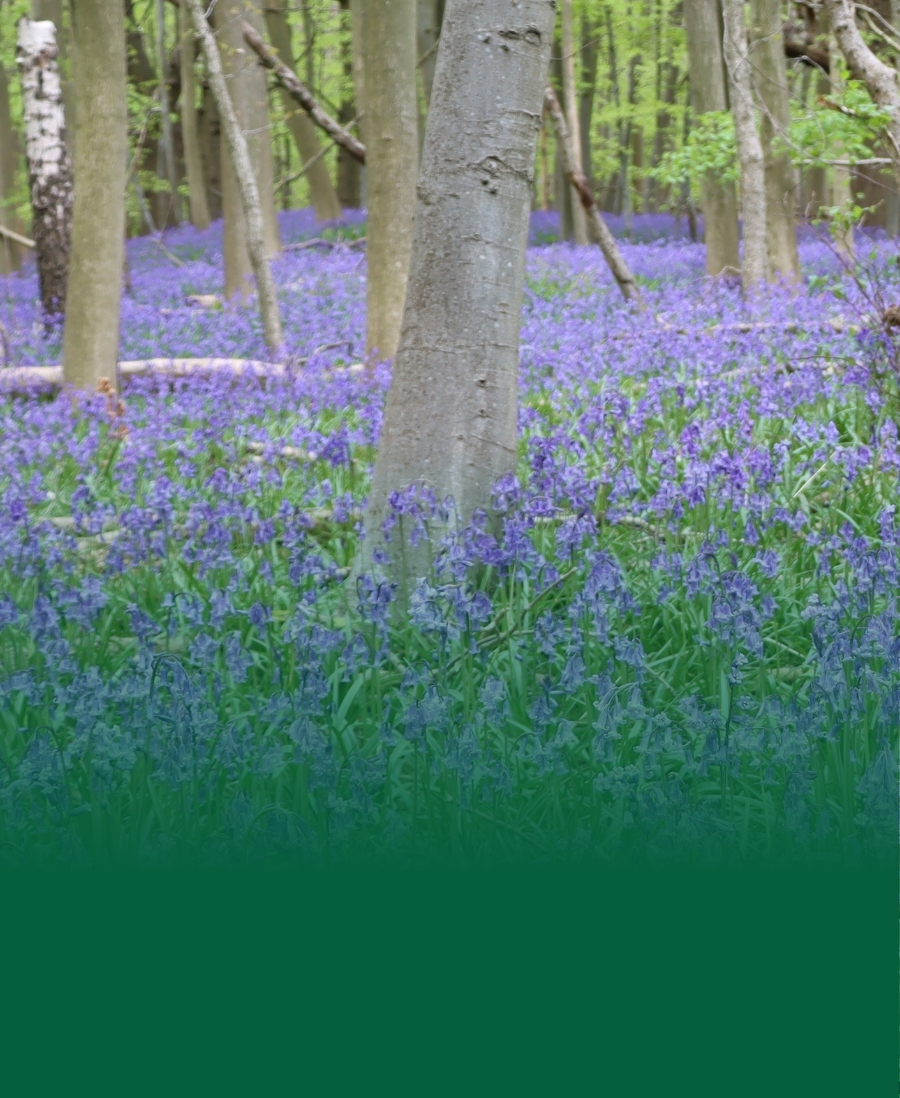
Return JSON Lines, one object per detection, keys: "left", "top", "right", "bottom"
{"left": 0, "top": 358, "right": 288, "bottom": 392}
{"left": 242, "top": 21, "right": 367, "bottom": 165}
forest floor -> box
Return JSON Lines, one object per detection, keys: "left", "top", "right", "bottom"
{"left": 0, "top": 210, "right": 895, "bottom": 867}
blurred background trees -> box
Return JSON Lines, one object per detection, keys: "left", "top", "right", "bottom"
{"left": 0, "top": 0, "right": 897, "bottom": 369}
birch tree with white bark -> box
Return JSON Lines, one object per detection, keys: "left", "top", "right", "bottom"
{"left": 17, "top": 16, "right": 73, "bottom": 317}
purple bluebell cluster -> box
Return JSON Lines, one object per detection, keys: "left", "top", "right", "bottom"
{"left": 0, "top": 210, "right": 895, "bottom": 866}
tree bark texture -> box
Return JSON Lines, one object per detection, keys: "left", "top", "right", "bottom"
{"left": 683, "top": 0, "right": 741, "bottom": 276}
{"left": 545, "top": 86, "right": 643, "bottom": 305}
{"left": 825, "top": 0, "right": 900, "bottom": 184}
{"left": 0, "top": 40, "right": 26, "bottom": 275}
{"left": 61, "top": 0, "right": 127, "bottom": 389}
{"left": 722, "top": 0, "right": 768, "bottom": 288}
{"left": 179, "top": 0, "right": 210, "bottom": 229}
{"left": 361, "top": 0, "right": 418, "bottom": 359}
{"left": 364, "top": 0, "right": 555, "bottom": 583}
{"left": 187, "top": 0, "right": 282, "bottom": 349}
{"left": 17, "top": 17, "right": 73, "bottom": 316}
{"left": 561, "top": 0, "right": 588, "bottom": 243}
{"left": 578, "top": 14, "right": 598, "bottom": 191}
{"left": 829, "top": 31, "right": 854, "bottom": 258}
{"left": 215, "top": 0, "right": 280, "bottom": 295}
{"left": 264, "top": 1, "right": 342, "bottom": 222}
{"left": 749, "top": 0, "right": 800, "bottom": 279}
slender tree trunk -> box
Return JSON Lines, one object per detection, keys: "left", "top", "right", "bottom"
{"left": 199, "top": 76, "right": 223, "bottom": 221}
{"left": 722, "top": 0, "right": 768, "bottom": 288}
{"left": 579, "top": 14, "right": 598, "bottom": 192}
{"left": 545, "top": 86, "right": 643, "bottom": 304}
{"left": 156, "top": 0, "right": 181, "bottom": 223}
{"left": 749, "top": 0, "right": 800, "bottom": 279}
{"left": 187, "top": 0, "right": 282, "bottom": 349}
{"left": 552, "top": 34, "right": 574, "bottom": 238}
{"left": 17, "top": 17, "right": 73, "bottom": 316}
{"left": 361, "top": 0, "right": 418, "bottom": 359}
{"left": 265, "top": 0, "right": 341, "bottom": 222}
{"left": 61, "top": 0, "right": 127, "bottom": 389}
{"left": 365, "top": 0, "right": 555, "bottom": 586}
{"left": 179, "top": 0, "right": 210, "bottom": 229}
{"left": 338, "top": 0, "right": 361, "bottom": 207}
{"left": 213, "top": 0, "right": 279, "bottom": 298}
{"left": 683, "top": 0, "right": 741, "bottom": 276}
{"left": 417, "top": 0, "right": 443, "bottom": 105}
{"left": 829, "top": 31, "right": 854, "bottom": 258}
{"left": 350, "top": 0, "right": 367, "bottom": 206}
{"left": 562, "top": 0, "right": 588, "bottom": 243}
{"left": 825, "top": 0, "right": 900, "bottom": 186}
{"left": 0, "top": 26, "right": 26, "bottom": 275}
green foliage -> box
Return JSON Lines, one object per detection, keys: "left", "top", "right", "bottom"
{"left": 786, "top": 74, "right": 893, "bottom": 169}
{"left": 650, "top": 111, "right": 738, "bottom": 190}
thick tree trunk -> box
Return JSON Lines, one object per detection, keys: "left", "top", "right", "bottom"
{"left": 825, "top": 0, "right": 900, "bottom": 185}
{"left": 187, "top": 0, "right": 282, "bottom": 349}
{"left": 749, "top": 0, "right": 800, "bottom": 279}
{"left": 17, "top": 17, "right": 73, "bottom": 316}
{"left": 545, "top": 86, "right": 643, "bottom": 305}
{"left": 338, "top": 0, "right": 361, "bottom": 207}
{"left": 264, "top": 1, "right": 341, "bottom": 222}
{"left": 561, "top": 0, "right": 588, "bottom": 243}
{"left": 179, "top": 1, "right": 210, "bottom": 229}
{"left": 156, "top": 0, "right": 181, "bottom": 224}
{"left": 0, "top": 34, "right": 26, "bottom": 275}
{"left": 61, "top": 0, "right": 127, "bottom": 389}
{"left": 361, "top": 0, "right": 418, "bottom": 359}
{"left": 722, "top": 0, "right": 768, "bottom": 288}
{"left": 364, "top": 0, "right": 555, "bottom": 585}
{"left": 214, "top": 0, "right": 280, "bottom": 294}
{"left": 683, "top": 0, "right": 741, "bottom": 276}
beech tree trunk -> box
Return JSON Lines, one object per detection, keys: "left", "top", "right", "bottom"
{"left": 825, "top": 0, "right": 900, "bottom": 185}
{"left": 214, "top": 0, "right": 280, "bottom": 301}
{"left": 61, "top": 0, "right": 127, "bottom": 389}
{"left": 829, "top": 31, "right": 854, "bottom": 259}
{"left": 350, "top": 0, "right": 367, "bottom": 205}
{"left": 17, "top": 16, "right": 73, "bottom": 317}
{"left": 416, "top": 0, "right": 443, "bottom": 152}
{"left": 0, "top": 26, "right": 26, "bottom": 275}
{"left": 337, "top": 0, "right": 361, "bottom": 207}
{"left": 199, "top": 77, "right": 223, "bottom": 221}
{"left": 361, "top": 0, "right": 418, "bottom": 359}
{"left": 683, "top": 0, "right": 741, "bottom": 276}
{"left": 545, "top": 86, "right": 643, "bottom": 305}
{"left": 561, "top": 0, "right": 588, "bottom": 243}
{"left": 186, "top": 0, "right": 282, "bottom": 350}
{"left": 749, "top": 0, "right": 800, "bottom": 279}
{"left": 364, "top": 0, "right": 555, "bottom": 584}
{"left": 179, "top": 0, "right": 210, "bottom": 230}
{"left": 264, "top": 0, "right": 342, "bottom": 222}
{"left": 156, "top": 0, "right": 181, "bottom": 224}
{"left": 578, "top": 14, "right": 598, "bottom": 192}
{"left": 722, "top": 0, "right": 768, "bottom": 289}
